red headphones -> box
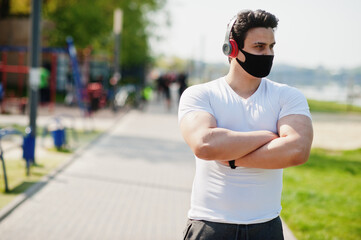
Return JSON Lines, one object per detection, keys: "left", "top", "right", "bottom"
{"left": 222, "top": 16, "right": 238, "bottom": 58}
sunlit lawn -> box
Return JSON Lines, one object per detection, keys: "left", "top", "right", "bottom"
{"left": 281, "top": 148, "right": 361, "bottom": 240}
{"left": 0, "top": 129, "right": 101, "bottom": 209}
{"left": 0, "top": 152, "right": 69, "bottom": 208}
{"left": 308, "top": 99, "right": 361, "bottom": 114}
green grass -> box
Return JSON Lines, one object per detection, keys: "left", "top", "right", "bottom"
{"left": 308, "top": 99, "right": 361, "bottom": 114}
{"left": 0, "top": 153, "right": 70, "bottom": 208}
{"left": 0, "top": 129, "right": 102, "bottom": 209}
{"left": 281, "top": 148, "right": 361, "bottom": 240}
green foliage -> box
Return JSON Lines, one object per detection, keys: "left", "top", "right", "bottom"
{"left": 282, "top": 148, "right": 361, "bottom": 240}
{"left": 43, "top": 0, "right": 167, "bottom": 67}
{"left": 44, "top": 1, "right": 109, "bottom": 48}
{"left": 308, "top": 99, "right": 361, "bottom": 114}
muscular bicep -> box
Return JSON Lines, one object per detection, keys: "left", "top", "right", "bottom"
{"left": 278, "top": 114, "right": 313, "bottom": 162}
{"left": 278, "top": 114, "right": 313, "bottom": 139}
{"left": 179, "top": 111, "right": 216, "bottom": 151}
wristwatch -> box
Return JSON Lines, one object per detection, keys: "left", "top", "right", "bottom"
{"left": 229, "top": 160, "right": 236, "bottom": 169}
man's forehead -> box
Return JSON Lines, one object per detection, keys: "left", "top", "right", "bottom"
{"left": 245, "top": 28, "right": 275, "bottom": 43}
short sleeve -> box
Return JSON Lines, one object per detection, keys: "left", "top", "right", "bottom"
{"left": 279, "top": 86, "right": 311, "bottom": 120}
{"left": 178, "top": 84, "right": 215, "bottom": 123}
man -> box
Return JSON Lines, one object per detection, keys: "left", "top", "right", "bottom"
{"left": 178, "top": 9, "right": 313, "bottom": 240}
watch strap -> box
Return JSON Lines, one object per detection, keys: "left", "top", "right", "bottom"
{"left": 229, "top": 160, "right": 236, "bottom": 169}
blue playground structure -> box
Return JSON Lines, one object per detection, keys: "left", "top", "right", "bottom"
{"left": 0, "top": 127, "right": 34, "bottom": 192}
{"left": 41, "top": 114, "right": 78, "bottom": 150}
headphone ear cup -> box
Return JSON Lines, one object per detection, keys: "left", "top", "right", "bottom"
{"left": 229, "top": 39, "right": 238, "bottom": 58}
{"left": 222, "top": 42, "right": 232, "bottom": 56}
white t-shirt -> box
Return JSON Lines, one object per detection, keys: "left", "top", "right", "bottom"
{"left": 178, "top": 77, "right": 311, "bottom": 224}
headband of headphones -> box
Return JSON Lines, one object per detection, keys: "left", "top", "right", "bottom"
{"left": 222, "top": 15, "right": 239, "bottom": 58}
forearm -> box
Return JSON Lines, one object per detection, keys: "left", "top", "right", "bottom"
{"left": 193, "top": 128, "right": 277, "bottom": 161}
{"left": 234, "top": 135, "right": 311, "bottom": 169}
{"left": 232, "top": 114, "right": 313, "bottom": 169}
{"left": 180, "top": 111, "right": 278, "bottom": 161}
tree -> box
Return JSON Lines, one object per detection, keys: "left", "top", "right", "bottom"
{"left": 43, "top": 0, "right": 167, "bottom": 68}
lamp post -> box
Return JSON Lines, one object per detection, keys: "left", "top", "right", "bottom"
{"left": 113, "top": 8, "right": 123, "bottom": 84}
{"left": 110, "top": 8, "right": 123, "bottom": 111}
{"left": 27, "top": 0, "right": 42, "bottom": 165}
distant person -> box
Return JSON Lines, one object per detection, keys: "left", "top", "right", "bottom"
{"left": 158, "top": 73, "right": 172, "bottom": 111}
{"left": 177, "top": 72, "right": 188, "bottom": 100}
{"left": 155, "top": 74, "right": 163, "bottom": 102}
{"left": 108, "top": 73, "right": 119, "bottom": 111}
{"left": 179, "top": 9, "right": 313, "bottom": 239}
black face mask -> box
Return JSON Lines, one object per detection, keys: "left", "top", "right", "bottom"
{"left": 236, "top": 49, "right": 274, "bottom": 78}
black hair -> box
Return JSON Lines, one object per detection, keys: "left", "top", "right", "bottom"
{"left": 231, "top": 9, "right": 279, "bottom": 50}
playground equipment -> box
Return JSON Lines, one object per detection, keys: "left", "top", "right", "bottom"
{"left": 0, "top": 46, "right": 28, "bottom": 114}
{"left": 66, "top": 37, "right": 87, "bottom": 114}
{"left": 42, "top": 114, "right": 78, "bottom": 150}
{"left": 1, "top": 116, "right": 78, "bottom": 193}
{"left": 0, "top": 46, "right": 67, "bottom": 114}
{"left": 22, "top": 127, "right": 35, "bottom": 175}
{"left": 1, "top": 41, "right": 113, "bottom": 117}
{"left": 67, "top": 37, "right": 112, "bottom": 115}
{"left": 0, "top": 127, "right": 34, "bottom": 192}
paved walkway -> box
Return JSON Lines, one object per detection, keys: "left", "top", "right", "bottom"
{"left": 0, "top": 100, "right": 298, "bottom": 239}
{"left": 311, "top": 112, "right": 361, "bottom": 150}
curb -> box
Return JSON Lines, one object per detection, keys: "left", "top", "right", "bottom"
{"left": 0, "top": 109, "right": 129, "bottom": 222}
{"left": 281, "top": 217, "right": 298, "bottom": 240}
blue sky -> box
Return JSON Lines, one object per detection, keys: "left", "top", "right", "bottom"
{"left": 151, "top": 0, "right": 361, "bottom": 70}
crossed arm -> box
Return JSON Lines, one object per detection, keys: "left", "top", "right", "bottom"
{"left": 180, "top": 111, "right": 313, "bottom": 169}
